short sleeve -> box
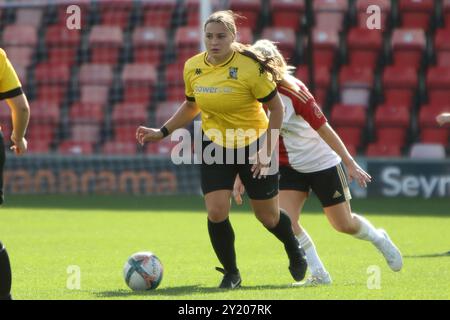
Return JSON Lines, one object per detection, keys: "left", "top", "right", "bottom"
{"left": 0, "top": 49, "right": 23, "bottom": 100}
{"left": 183, "top": 62, "right": 195, "bottom": 102}
{"left": 248, "top": 63, "right": 277, "bottom": 103}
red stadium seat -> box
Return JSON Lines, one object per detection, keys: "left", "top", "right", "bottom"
{"left": 391, "top": 29, "right": 426, "bottom": 68}
{"left": 428, "top": 90, "right": 450, "bottom": 105}
{"left": 229, "top": 0, "right": 262, "bottom": 29}
{"left": 34, "top": 63, "right": 70, "bottom": 85}
{"left": 444, "top": 0, "right": 450, "bottom": 27}
{"left": 29, "top": 100, "right": 60, "bottom": 125}
{"left": 295, "top": 66, "right": 331, "bottom": 89}
{"left": 236, "top": 27, "right": 253, "bottom": 44}
{"left": 2, "top": 25, "right": 37, "bottom": 47}
{"left": 165, "top": 62, "right": 185, "bottom": 86}
{"left": 330, "top": 104, "right": 367, "bottom": 127}
{"left": 383, "top": 66, "right": 418, "bottom": 109}
{"left": 334, "top": 127, "right": 362, "bottom": 147}
{"left": 174, "top": 27, "right": 201, "bottom": 62}
{"left": 347, "top": 27, "right": 383, "bottom": 69}
{"left": 79, "top": 64, "right": 114, "bottom": 86}
{"left": 261, "top": 27, "right": 297, "bottom": 61}
{"left": 59, "top": 141, "right": 94, "bottom": 155}
{"left": 36, "top": 84, "right": 67, "bottom": 105}
{"left": 399, "top": 0, "right": 434, "bottom": 30}
{"left": 375, "top": 104, "right": 410, "bottom": 128}
{"left": 155, "top": 101, "right": 181, "bottom": 126}
{"left": 166, "top": 85, "right": 186, "bottom": 102}
{"left": 114, "top": 125, "right": 139, "bottom": 143}
{"left": 26, "top": 124, "right": 56, "bottom": 142}
{"left": 418, "top": 104, "right": 450, "bottom": 128}
{"left": 69, "top": 102, "right": 105, "bottom": 125}
{"left": 366, "top": 143, "right": 401, "bottom": 157}
{"left": 270, "top": 0, "right": 305, "bottom": 31}
{"left": 98, "top": 0, "right": 133, "bottom": 28}
{"left": 27, "top": 124, "right": 55, "bottom": 143}
{"left": 89, "top": 26, "right": 124, "bottom": 64}
{"left": 45, "top": 25, "right": 81, "bottom": 66}
{"left": 146, "top": 139, "right": 179, "bottom": 156}
{"left": 132, "top": 27, "right": 167, "bottom": 65}
{"left": 112, "top": 103, "right": 148, "bottom": 125}
{"left": 339, "top": 66, "right": 373, "bottom": 106}
{"left": 383, "top": 65, "right": 418, "bottom": 90}
{"left": 384, "top": 90, "right": 413, "bottom": 109}
{"left": 376, "top": 128, "right": 407, "bottom": 147}
{"left": 356, "top": 0, "right": 391, "bottom": 30}
{"left": 426, "top": 66, "right": 450, "bottom": 90}
{"left": 79, "top": 85, "right": 110, "bottom": 105}
{"left": 71, "top": 124, "right": 101, "bottom": 143}
{"left": 121, "top": 63, "right": 157, "bottom": 103}
{"left": 312, "top": 29, "right": 339, "bottom": 70}
{"left": 420, "top": 128, "right": 449, "bottom": 145}
{"left": 314, "top": 0, "right": 348, "bottom": 31}
{"left": 102, "top": 141, "right": 137, "bottom": 155}
{"left": 142, "top": 0, "right": 177, "bottom": 28}
{"left": 15, "top": 7, "right": 44, "bottom": 28}
{"left": 27, "top": 141, "right": 52, "bottom": 154}
{"left": 3, "top": 46, "right": 34, "bottom": 68}
{"left": 434, "top": 28, "right": 450, "bottom": 67}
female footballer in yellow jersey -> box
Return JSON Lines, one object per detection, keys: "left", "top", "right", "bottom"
{"left": 0, "top": 48, "right": 31, "bottom": 300}
{"left": 136, "top": 10, "right": 307, "bottom": 288}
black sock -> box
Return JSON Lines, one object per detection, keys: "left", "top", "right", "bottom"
{"left": 0, "top": 131, "right": 5, "bottom": 205}
{"left": 0, "top": 241, "right": 12, "bottom": 300}
{"left": 267, "top": 210, "right": 299, "bottom": 254}
{"left": 207, "top": 218, "right": 238, "bottom": 274}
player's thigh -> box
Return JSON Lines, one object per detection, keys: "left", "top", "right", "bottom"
{"left": 279, "top": 190, "right": 308, "bottom": 222}
{"left": 204, "top": 190, "right": 233, "bottom": 222}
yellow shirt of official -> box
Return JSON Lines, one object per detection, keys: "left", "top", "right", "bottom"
{"left": 0, "top": 48, "right": 23, "bottom": 100}
{"left": 184, "top": 50, "right": 277, "bottom": 148}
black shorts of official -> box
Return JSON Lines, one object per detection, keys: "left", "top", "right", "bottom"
{"left": 200, "top": 135, "right": 279, "bottom": 200}
{"left": 279, "top": 163, "right": 352, "bottom": 207}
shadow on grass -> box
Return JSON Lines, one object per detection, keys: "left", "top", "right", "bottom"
{"left": 95, "top": 283, "right": 300, "bottom": 298}
{"left": 4, "top": 195, "right": 450, "bottom": 217}
{"left": 404, "top": 251, "right": 450, "bottom": 259}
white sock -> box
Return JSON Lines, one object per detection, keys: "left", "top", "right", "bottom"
{"left": 352, "top": 214, "right": 384, "bottom": 245}
{"left": 296, "top": 229, "right": 328, "bottom": 276}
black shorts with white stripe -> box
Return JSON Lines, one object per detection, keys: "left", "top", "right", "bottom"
{"left": 279, "top": 163, "right": 352, "bottom": 207}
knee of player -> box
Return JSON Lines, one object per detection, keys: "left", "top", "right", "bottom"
{"left": 333, "top": 222, "right": 358, "bottom": 235}
{"left": 207, "top": 207, "right": 230, "bottom": 222}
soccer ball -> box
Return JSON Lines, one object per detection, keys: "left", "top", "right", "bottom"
{"left": 123, "top": 252, "right": 163, "bottom": 291}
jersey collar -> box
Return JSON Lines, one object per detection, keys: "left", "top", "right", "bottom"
{"left": 204, "top": 51, "right": 236, "bottom": 68}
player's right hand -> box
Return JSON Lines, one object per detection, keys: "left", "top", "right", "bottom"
{"left": 232, "top": 175, "right": 245, "bottom": 205}
{"left": 136, "top": 126, "right": 164, "bottom": 146}
{"left": 10, "top": 135, "right": 27, "bottom": 155}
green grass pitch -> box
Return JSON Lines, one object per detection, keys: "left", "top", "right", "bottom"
{"left": 1, "top": 195, "right": 449, "bottom": 300}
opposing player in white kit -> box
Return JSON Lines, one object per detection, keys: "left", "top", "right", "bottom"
{"left": 234, "top": 40, "right": 403, "bottom": 286}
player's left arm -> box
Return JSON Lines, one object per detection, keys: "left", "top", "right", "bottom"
{"left": 316, "top": 123, "right": 371, "bottom": 187}
{"left": 5, "top": 94, "right": 30, "bottom": 155}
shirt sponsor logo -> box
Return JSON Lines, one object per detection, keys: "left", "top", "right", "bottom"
{"left": 194, "top": 86, "right": 233, "bottom": 94}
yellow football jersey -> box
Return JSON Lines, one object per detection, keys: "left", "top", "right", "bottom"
{"left": 0, "top": 48, "right": 23, "bottom": 100}
{"left": 184, "top": 51, "right": 277, "bottom": 148}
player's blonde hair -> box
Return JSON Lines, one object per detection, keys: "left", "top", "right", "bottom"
{"left": 204, "top": 11, "right": 284, "bottom": 82}
{"left": 250, "top": 39, "right": 299, "bottom": 89}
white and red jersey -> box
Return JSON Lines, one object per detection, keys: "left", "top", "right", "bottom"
{"left": 276, "top": 78, "right": 341, "bottom": 173}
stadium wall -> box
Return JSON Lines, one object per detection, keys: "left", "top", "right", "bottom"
{"left": 4, "top": 156, "right": 450, "bottom": 198}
